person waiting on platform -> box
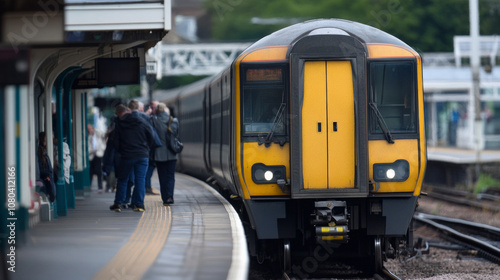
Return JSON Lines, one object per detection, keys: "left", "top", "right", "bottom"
{"left": 110, "top": 104, "right": 154, "bottom": 212}
{"left": 37, "top": 131, "right": 56, "bottom": 203}
{"left": 144, "top": 100, "right": 160, "bottom": 195}
{"left": 62, "top": 139, "right": 71, "bottom": 185}
{"left": 152, "top": 103, "right": 179, "bottom": 205}
{"left": 128, "top": 100, "right": 162, "bottom": 195}
{"left": 88, "top": 124, "right": 106, "bottom": 193}
{"left": 51, "top": 134, "right": 71, "bottom": 185}
{"left": 103, "top": 116, "right": 135, "bottom": 206}
{"left": 103, "top": 122, "right": 117, "bottom": 193}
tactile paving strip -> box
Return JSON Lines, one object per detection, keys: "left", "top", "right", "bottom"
{"left": 93, "top": 189, "right": 171, "bottom": 280}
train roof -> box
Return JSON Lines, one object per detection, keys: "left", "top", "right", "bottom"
{"left": 154, "top": 19, "right": 417, "bottom": 102}
{"left": 244, "top": 18, "right": 413, "bottom": 53}
{"left": 153, "top": 75, "right": 212, "bottom": 102}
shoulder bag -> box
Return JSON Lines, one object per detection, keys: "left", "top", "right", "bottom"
{"left": 167, "top": 116, "right": 183, "bottom": 154}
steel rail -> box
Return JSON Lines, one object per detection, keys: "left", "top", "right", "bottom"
{"left": 425, "top": 191, "right": 500, "bottom": 212}
{"left": 414, "top": 212, "right": 500, "bottom": 264}
{"left": 416, "top": 212, "right": 500, "bottom": 239}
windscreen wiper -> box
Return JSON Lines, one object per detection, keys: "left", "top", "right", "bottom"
{"left": 369, "top": 102, "right": 394, "bottom": 144}
{"left": 259, "top": 103, "right": 286, "bottom": 147}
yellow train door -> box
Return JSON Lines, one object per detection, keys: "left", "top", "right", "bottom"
{"left": 302, "top": 60, "right": 355, "bottom": 189}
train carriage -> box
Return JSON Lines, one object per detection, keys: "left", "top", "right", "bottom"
{"left": 157, "top": 19, "right": 426, "bottom": 274}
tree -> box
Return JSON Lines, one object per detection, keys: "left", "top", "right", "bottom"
{"left": 204, "top": 0, "right": 500, "bottom": 52}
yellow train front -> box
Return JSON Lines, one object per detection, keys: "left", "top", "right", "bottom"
{"left": 163, "top": 19, "right": 426, "bottom": 274}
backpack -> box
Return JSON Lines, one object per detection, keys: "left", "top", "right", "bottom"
{"left": 167, "top": 116, "right": 183, "bottom": 154}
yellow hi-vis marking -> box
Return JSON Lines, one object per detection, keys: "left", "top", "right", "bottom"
{"left": 320, "top": 226, "right": 344, "bottom": 233}
{"left": 321, "top": 236, "right": 345, "bottom": 241}
{"left": 93, "top": 188, "right": 171, "bottom": 280}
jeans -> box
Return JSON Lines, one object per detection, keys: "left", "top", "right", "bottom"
{"left": 114, "top": 157, "right": 148, "bottom": 207}
{"left": 125, "top": 171, "right": 134, "bottom": 204}
{"left": 145, "top": 160, "right": 156, "bottom": 191}
{"left": 156, "top": 160, "right": 176, "bottom": 203}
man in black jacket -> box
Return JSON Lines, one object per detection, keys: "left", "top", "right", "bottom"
{"left": 128, "top": 100, "right": 162, "bottom": 195}
{"left": 110, "top": 104, "right": 154, "bottom": 212}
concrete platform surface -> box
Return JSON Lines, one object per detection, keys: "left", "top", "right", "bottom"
{"left": 11, "top": 173, "right": 248, "bottom": 280}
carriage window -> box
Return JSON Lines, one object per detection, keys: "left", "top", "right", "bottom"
{"left": 243, "top": 87, "right": 286, "bottom": 135}
{"left": 369, "top": 61, "right": 417, "bottom": 135}
{"left": 242, "top": 67, "right": 287, "bottom": 137}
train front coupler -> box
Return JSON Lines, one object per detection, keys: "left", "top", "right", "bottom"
{"left": 311, "top": 200, "right": 350, "bottom": 243}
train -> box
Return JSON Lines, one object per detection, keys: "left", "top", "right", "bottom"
{"left": 155, "top": 19, "right": 426, "bottom": 274}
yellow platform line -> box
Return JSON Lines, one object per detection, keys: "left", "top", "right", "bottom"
{"left": 93, "top": 191, "right": 171, "bottom": 280}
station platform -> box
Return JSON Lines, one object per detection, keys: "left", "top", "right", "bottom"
{"left": 425, "top": 147, "right": 500, "bottom": 187}
{"left": 427, "top": 147, "right": 500, "bottom": 164}
{"left": 11, "top": 173, "right": 248, "bottom": 280}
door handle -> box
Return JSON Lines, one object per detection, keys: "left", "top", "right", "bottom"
{"left": 333, "top": 122, "right": 338, "bottom": 132}
{"left": 318, "top": 122, "right": 322, "bottom": 132}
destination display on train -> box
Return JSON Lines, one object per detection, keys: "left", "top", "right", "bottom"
{"left": 246, "top": 68, "right": 282, "bottom": 82}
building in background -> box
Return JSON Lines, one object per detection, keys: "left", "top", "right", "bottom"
{"left": 424, "top": 36, "right": 500, "bottom": 150}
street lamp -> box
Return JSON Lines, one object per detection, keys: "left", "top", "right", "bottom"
{"left": 469, "top": 0, "right": 483, "bottom": 177}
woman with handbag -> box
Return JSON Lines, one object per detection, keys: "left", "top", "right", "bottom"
{"left": 152, "top": 103, "right": 180, "bottom": 205}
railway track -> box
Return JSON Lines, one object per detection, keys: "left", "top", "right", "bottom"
{"left": 280, "top": 267, "right": 401, "bottom": 280}
{"left": 414, "top": 212, "right": 500, "bottom": 264}
{"left": 424, "top": 185, "right": 500, "bottom": 212}
{"left": 373, "top": 267, "right": 401, "bottom": 280}
{"left": 251, "top": 258, "right": 403, "bottom": 280}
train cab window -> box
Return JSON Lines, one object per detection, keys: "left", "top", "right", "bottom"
{"left": 241, "top": 67, "right": 287, "bottom": 140}
{"left": 369, "top": 61, "right": 417, "bottom": 139}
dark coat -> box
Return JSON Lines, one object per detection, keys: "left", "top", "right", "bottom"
{"left": 102, "top": 128, "right": 116, "bottom": 175}
{"left": 113, "top": 111, "right": 155, "bottom": 160}
{"left": 153, "top": 112, "right": 178, "bottom": 162}
{"left": 38, "top": 152, "right": 56, "bottom": 203}
{"left": 136, "top": 111, "right": 163, "bottom": 148}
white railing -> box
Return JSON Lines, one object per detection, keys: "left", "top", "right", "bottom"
{"left": 454, "top": 35, "right": 500, "bottom": 67}
{"left": 422, "top": 53, "right": 456, "bottom": 67}
{"left": 149, "top": 43, "right": 251, "bottom": 77}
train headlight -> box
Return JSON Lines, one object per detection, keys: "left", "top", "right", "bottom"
{"left": 373, "top": 160, "right": 409, "bottom": 182}
{"left": 264, "top": 171, "right": 274, "bottom": 181}
{"left": 386, "top": 169, "right": 396, "bottom": 179}
{"left": 252, "top": 163, "right": 286, "bottom": 184}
